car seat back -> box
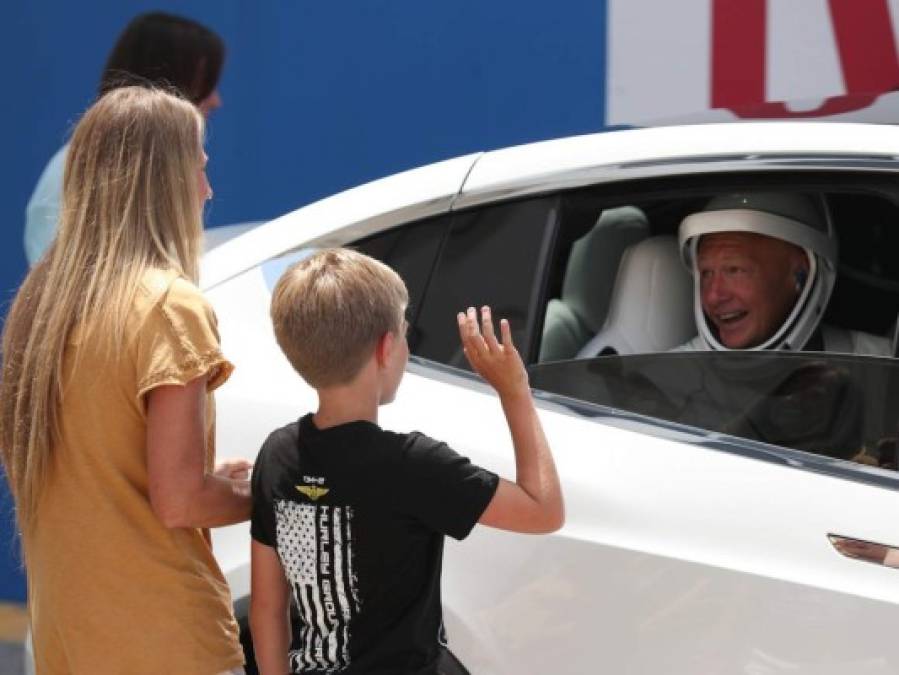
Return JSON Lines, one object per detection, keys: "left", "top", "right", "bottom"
{"left": 539, "top": 206, "right": 649, "bottom": 360}
{"left": 577, "top": 235, "right": 694, "bottom": 357}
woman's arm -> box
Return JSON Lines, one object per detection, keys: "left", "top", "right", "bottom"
{"left": 146, "top": 375, "right": 251, "bottom": 528}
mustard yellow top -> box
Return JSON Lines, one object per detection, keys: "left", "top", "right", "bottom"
{"left": 25, "top": 269, "right": 244, "bottom": 675}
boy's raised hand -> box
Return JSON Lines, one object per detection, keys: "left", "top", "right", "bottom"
{"left": 457, "top": 306, "right": 528, "bottom": 399}
{"left": 459, "top": 306, "right": 564, "bottom": 534}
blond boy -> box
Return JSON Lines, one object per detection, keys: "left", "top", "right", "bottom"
{"left": 250, "top": 248, "right": 563, "bottom": 674}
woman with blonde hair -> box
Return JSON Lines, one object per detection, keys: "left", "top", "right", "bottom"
{"left": 1, "top": 86, "right": 249, "bottom": 674}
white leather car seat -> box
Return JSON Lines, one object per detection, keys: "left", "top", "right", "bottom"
{"left": 538, "top": 207, "right": 649, "bottom": 361}
{"left": 577, "top": 235, "right": 694, "bottom": 357}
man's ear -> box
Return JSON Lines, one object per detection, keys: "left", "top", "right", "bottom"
{"left": 375, "top": 331, "right": 394, "bottom": 368}
{"left": 791, "top": 255, "right": 810, "bottom": 292}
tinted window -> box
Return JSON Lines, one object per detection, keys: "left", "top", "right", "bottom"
{"left": 530, "top": 352, "right": 899, "bottom": 470}
{"left": 354, "top": 215, "right": 450, "bottom": 351}
{"left": 826, "top": 192, "right": 899, "bottom": 335}
{"left": 537, "top": 180, "right": 899, "bottom": 362}
{"left": 413, "top": 198, "right": 558, "bottom": 368}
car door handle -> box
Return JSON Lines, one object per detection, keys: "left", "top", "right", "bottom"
{"left": 828, "top": 534, "right": 899, "bottom": 568}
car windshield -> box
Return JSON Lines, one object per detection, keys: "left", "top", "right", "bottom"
{"left": 529, "top": 351, "right": 899, "bottom": 470}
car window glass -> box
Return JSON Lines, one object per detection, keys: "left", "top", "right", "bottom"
{"left": 353, "top": 215, "right": 451, "bottom": 351}
{"left": 538, "top": 187, "right": 899, "bottom": 362}
{"left": 826, "top": 192, "right": 899, "bottom": 336}
{"left": 530, "top": 352, "right": 899, "bottom": 471}
{"left": 413, "top": 198, "right": 558, "bottom": 369}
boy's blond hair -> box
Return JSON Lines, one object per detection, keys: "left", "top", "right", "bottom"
{"left": 271, "top": 248, "right": 409, "bottom": 387}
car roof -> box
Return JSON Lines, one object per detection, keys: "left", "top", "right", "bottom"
{"left": 457, "top": 122, "right": 899, "bottom": 208}
{"left": 201, "top": 152, "right": 480, "bottom": 288}
{"left": 202, "top": 122, "right": 899, "bottom": 289}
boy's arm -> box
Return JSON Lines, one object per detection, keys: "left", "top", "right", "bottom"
{"left": 458, "top": 306, "right": 564, "bottom": 534}
{"left": 250, "top": 539, "right": 292, "bottom": 675}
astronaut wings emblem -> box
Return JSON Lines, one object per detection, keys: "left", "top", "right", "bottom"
{"left": 296, "top": 476, "right": 329, "bottom": 501}
{"left": 296, "top": 485, "right": 329, "bottom": 500}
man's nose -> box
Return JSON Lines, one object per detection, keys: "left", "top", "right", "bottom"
{"left": 702, "top": 273, "right": 729, "bottom": 306}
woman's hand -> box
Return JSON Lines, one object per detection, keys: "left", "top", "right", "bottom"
{"left": 214, "top": 458, "right": 253, "bottom": 480}
{"left": 147, "top": 376, "right": 252, "bottom": 527}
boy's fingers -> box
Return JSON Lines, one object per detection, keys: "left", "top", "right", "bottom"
{"left": 500, "top": 318, "right": 514, "bottom": 351}
{"left": 457, "top": 310, "right": 478, "bottom": 343}
{"left": 463, "top": 307, "right": 489, "bottom": 358}
{"left": 457, "top": 313, "right": 479, "bottom": 360}
{"left": 466, "top": 307, "right": 479, "bottom": 336}
{"left": 457, "top": 312, "right": 468, "bottom": 339}
{"left": 481, "top": 306, "right": 500, "bottom": 353}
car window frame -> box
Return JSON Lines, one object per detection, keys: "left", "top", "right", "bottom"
{"left": 524, "top": 350, "right": 899, "bottom": 491}
{"left": 533, "top": 169, "right": 899, "bottom": 362}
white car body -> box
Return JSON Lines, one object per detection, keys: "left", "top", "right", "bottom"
{"left": 205, "top": 123, "right": 899, "bottom": 674}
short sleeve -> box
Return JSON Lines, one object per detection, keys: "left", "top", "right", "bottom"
{"left": 397, "top": 433, "right": 499, "bottom": 540}
{"left": 250, "top": 431, "right": 286, "bottom": 546}
{"left": 135, "top": 276, "right": 234, "bottom": 403}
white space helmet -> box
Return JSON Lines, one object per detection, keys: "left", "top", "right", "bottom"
{"left": 678, "top": 192, "right": 837, "bottom": 351}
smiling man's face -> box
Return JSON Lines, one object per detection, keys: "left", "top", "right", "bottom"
{"left": 696, "top": 231, "right": 808, "bottom": 349}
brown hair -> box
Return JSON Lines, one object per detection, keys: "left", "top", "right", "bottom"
{"left": 99, "top": 12, "right": 225, "bottom": 104}
{"left": 270, "top": 249, "right": 408, "bottom": 387}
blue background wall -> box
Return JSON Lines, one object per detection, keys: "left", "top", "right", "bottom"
{"left": 0, "top": 1, "right": 608, "bottom": 601}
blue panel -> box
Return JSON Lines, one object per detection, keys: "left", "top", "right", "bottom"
{"left": 0, "top": 0, "right": 608, "bottom": 601}
{"left": 0, "top": 484, "right": 24, "bottom": 602}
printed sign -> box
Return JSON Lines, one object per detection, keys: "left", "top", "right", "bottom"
{"left": 607, "top": 0, "right": 899, "bottom": 125}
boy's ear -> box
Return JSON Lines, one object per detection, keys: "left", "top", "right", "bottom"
{"left": 375, "top": 331, "right": 394, "bottom": 368}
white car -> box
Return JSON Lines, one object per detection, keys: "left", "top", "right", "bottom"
{"left": 204, "top": 123, "right": 899, "bottom": 674}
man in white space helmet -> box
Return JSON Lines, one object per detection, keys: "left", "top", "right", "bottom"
{"left": 677, "top": 192, "right": 890, "bottom": 355}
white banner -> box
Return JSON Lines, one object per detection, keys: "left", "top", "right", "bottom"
{"left": 607, "top": 0, "right": 899, "bottom": 125}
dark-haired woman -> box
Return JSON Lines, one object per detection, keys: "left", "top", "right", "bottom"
{"left": 24, "top": 11, "right": 225, "bottom": 265}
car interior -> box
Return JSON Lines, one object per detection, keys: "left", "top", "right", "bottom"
{"left": 525, "top": 171, "right": 899, "bottom": 472}
{"left": 539, "top": 206, "right": 694, "bottom": 360}
{"left": 351, "top": 170, "right": 899, "bottom": 471}
{"left": 538, "top": 171, "right": 899, "bottom": 363}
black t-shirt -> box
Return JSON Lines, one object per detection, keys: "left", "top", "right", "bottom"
{"left": 251, "top": 414, "right": 499, "bottom": 675}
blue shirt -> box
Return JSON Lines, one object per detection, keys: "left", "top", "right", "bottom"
{"left": 25, "top": 144, "right": 68, "bottom": 266}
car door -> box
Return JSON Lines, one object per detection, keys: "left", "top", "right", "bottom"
{"left": 207, "top": 191, "right": 563, "bottom": 671}
{"left": 357, "top": 181, "right": 899, "bottom": 673}
{"left": 206, "top": 130, "right": 899, "bottom": 674}
{"left": 204, "top": 153, "right": 479, "bottom": 592}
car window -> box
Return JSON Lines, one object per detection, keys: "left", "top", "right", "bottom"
{"left": 538, "top": 183, "right": 899, "bottom": 362}
{"left": 354, "top": 214, "right": 450, "bottom": 352}
{"left": 353, "top": 198, "right": 558, "bottom": 368}
{"left": 826, "top": 192, "right": 899, "bottom": 336}
{"left": 529, "top": 351, "right": 899, "bottom": 471}
{"left": 411, "top": 197, "right": 559, "bottom": 369}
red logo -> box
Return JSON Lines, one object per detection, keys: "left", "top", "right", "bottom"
{"left": 712, "top": 0, "right": 899, "bottom": 117}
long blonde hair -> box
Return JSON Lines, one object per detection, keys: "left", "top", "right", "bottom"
{"left": 0, "top": 86, "right": 205, "bottom": 533}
